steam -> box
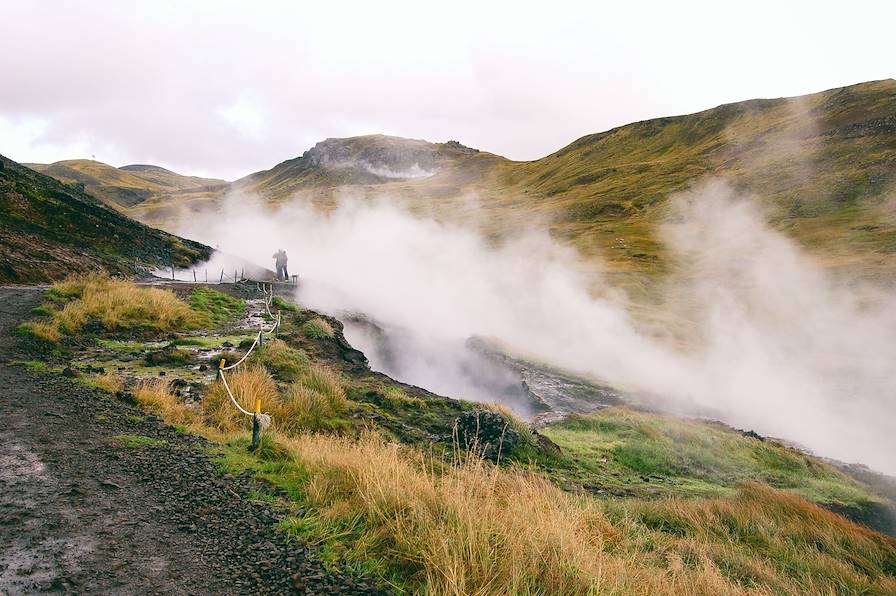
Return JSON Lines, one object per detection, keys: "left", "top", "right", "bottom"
{"left": 358, "top": 161, "right": 435, "bottom": 179}
{"left": 174, "top": 181, "right": 896, "bottom": 473}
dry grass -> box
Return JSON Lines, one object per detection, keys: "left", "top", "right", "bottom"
{"left": 203, "top": 366, "right": 279, "bottom": 432}
{"left": 133, "top": 378, "right": 204, "bottom": 431}
{"left": 268, "top": 433, "right": 896, "bottom": 595}
{"left": 38, "top": 274, "right": 201, "bottom": 341}
{"left": 272, "top": 366, "right": 348, "bottom": 433}
{"left": 86, "top": 371, "right": 124, "bottom": 393}
{"left": 17, "top": 320, "right": 63, "bottom": 343}
{"left": 130, "top": 371, "right": 896, "bottom": 594}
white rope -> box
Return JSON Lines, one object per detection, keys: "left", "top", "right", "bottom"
{"left": 217, "top": 368, "right": 254, "bottom": 416}
{"left": 212, "top": 282, "right": 283, "bottom": 423}
{"left": 220, "top": 332, "right": 260, "bottom": 370}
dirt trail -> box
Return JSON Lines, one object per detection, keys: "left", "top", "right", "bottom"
{"left": 0, "top": 287, "right": 384, "bottom": 594}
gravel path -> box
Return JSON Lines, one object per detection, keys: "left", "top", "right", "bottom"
{"left": 0, "top": 287, "right": 385, "bottom": 595}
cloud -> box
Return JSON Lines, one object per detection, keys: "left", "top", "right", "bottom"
{"left": 1, "top": 1, "right": 894, "bottom": 178}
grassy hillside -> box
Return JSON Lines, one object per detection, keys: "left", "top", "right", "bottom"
{"left": 31, "top": 81, "right": 896, "bottom": 289}
{"left": 0, "top": 155, "right": 211, "bottom": 283}
{"left": 15, "top": 276, "right": 896, "bottom": 594}
{"left": 27, "top": 159, "right": 227, "bottom": 210}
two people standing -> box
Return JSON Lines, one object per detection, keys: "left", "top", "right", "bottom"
{"left": 272, "top": 249, "right": 289, "bottom": 281}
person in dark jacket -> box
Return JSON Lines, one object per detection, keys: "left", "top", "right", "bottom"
{"left": 273, "top": 249, "right": 288, "bottom": 281}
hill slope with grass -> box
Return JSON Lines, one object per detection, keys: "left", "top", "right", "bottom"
{"left": 26, "top": 159, "right": 228, "bottom": 211}
{"left": 32, "top": 81, "right": 896, "bottom": 286}
{"left": 0, "top": 154, "right": 211, "bottom": 283}
{"left": 11, "top": 275, "right": 895, "bottom": 594}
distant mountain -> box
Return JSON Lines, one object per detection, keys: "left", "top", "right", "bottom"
{"left": 30, "top": 80, "right": 896, "bottom": 283}
{"left": 0, "top": 155, "right": 211, "bottom": 283}
{"left": 26, "top": 159, "right": 227, "bottom": 210}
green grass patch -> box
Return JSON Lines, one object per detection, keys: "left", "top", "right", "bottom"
{"left": 301, "top": 318, "right": 334, "bottom": 339}
{"left": 540, "top": 407, "right": 880, "bottom": 508}
{"left": 30, "top": 305, "right": 56, "bottom": 317}
{"left": 189, "top": 287, "right": 245, "bottom": 325}
{"left": 271, "top": 295, "right": 299, "bottom": 312}
{"left": 110, "top": 434, "right": 166, "bottom": 448}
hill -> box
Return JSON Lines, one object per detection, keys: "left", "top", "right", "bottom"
{"left": 0, "top": 154, "right": 211, "bottom": 283}
{"left": 26, "top": 159, "right": 227, "bottom": 211}
{"left": 27, "top": 80, "right": 896, "bottom": 286}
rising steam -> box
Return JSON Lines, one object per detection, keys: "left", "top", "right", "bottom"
{"left": 173, "top": 181, "right": 896, "bottom": 474}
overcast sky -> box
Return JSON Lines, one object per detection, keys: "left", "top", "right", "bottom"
{"left": 1, "top": 0, "right": 893, "bottom": 180}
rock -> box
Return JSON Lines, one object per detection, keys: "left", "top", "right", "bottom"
{"left": 62, "top": 366, "right": 79, "bottom": 378}
{"left": 455, "top": 409, "right": 520, "bottom": 459}
{"left": 742, "top": 429, "right": 764, "bottom": 441}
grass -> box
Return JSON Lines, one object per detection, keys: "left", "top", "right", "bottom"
{"left": 78, "top": 371, "right": 124, "bottom": 393}
{"left": 133, "top": 378, "right": 205, "bottom": 431}
{"left": 257, "top": 338, "right": 310, "bottom": 382}
{"left": 202, "top": 366, "right": 280, "bottom": 432}
{"left": 301, "top": 317, "right": 334, "bottom": 339}
{"left": 35, "top": 272, "right": 895, "bottom": 593}
{"left": 215, "top": 431, "right": 896, "bottom": 595}
{"left": 540, "top": 407, "right": 879, "bottom": 508}
{"left": 271, "top": 295, "right": 299, "bottom": 312}
{"left": 188, "top": 287, "right": 245, "bottom": 325}
{"left": 29, "top": 274, "right": 203, "bottom": 343}
{"left": 110, "top": 434, "right": 166, "bottom": 448}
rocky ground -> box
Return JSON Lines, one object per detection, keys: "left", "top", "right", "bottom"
{"left": 0, "top": 286, "right": 385, "bottom": 595}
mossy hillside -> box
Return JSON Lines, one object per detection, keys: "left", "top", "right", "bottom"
{"left": 540, "top": 407, "right": 880, "bottom": 513}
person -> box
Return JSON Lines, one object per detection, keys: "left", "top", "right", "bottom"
{"left": 272, "top": 249, "right": 288, "bottom": 281}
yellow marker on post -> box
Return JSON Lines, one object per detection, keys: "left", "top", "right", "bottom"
{"left": 254, "top": 398, "right": 261, "bottom": 414}
{"left": 219, "top": 358, "right": 226, "bottom": 369}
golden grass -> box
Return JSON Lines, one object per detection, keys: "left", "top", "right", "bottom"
{"left": 17, "top": 320, "right": 63, "bottom": 343}
{"left": 89, "top": 371, "right": 124, "bottom": 393}
{"left": 133, "top": 378, "right": 204, "bottom": 431}
{"left": 39, "top": 274, "right": 201, "bottom": 341}
{"left": 272, "top": 366, "right": 348, "bottom": 433}
{"left": 270, "top": 433, "right": 896, "bottom": 595}
{"left": 129, "top": 370, "right": 896, "bottom": 594}
{"left": 203, "top": 366, "right": 279, "bottom": 432}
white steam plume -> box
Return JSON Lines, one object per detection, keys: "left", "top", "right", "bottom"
{"left": 174, "top": 180, "right": 896, "bottom": 473}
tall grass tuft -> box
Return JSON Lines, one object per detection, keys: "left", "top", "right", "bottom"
{"left": 36, "top": 274, "right": 202, "bottom": 342}
{"left": 133, "top": 378, "right": 203, "bottom": 430}
{"left": 203, "top": 366, "right": 279, "bottom": 432}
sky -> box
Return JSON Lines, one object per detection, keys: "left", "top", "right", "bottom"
{"left": 1, "top": 0, "right": 894, "bottom": 180}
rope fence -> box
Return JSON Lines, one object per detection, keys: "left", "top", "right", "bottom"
{"left": 216, "top": 282, "right": 281, "bottom": 448}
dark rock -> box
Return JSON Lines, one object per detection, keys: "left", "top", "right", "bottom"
{"left": 742, "top": 429, "right": 764, "bottom": 441}
{"left": 62, "top": 366, "right": 79, "bottom": 378}
{"left": 455, "top": 409, "right": 520, "bottom": 459}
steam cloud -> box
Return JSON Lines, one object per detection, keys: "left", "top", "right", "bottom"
{"left": 174, "top": 181, "right": 896, "bottom": 474}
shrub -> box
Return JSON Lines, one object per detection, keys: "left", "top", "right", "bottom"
{"left": 301, "top": 317, "right": 334, "bottom": 339}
